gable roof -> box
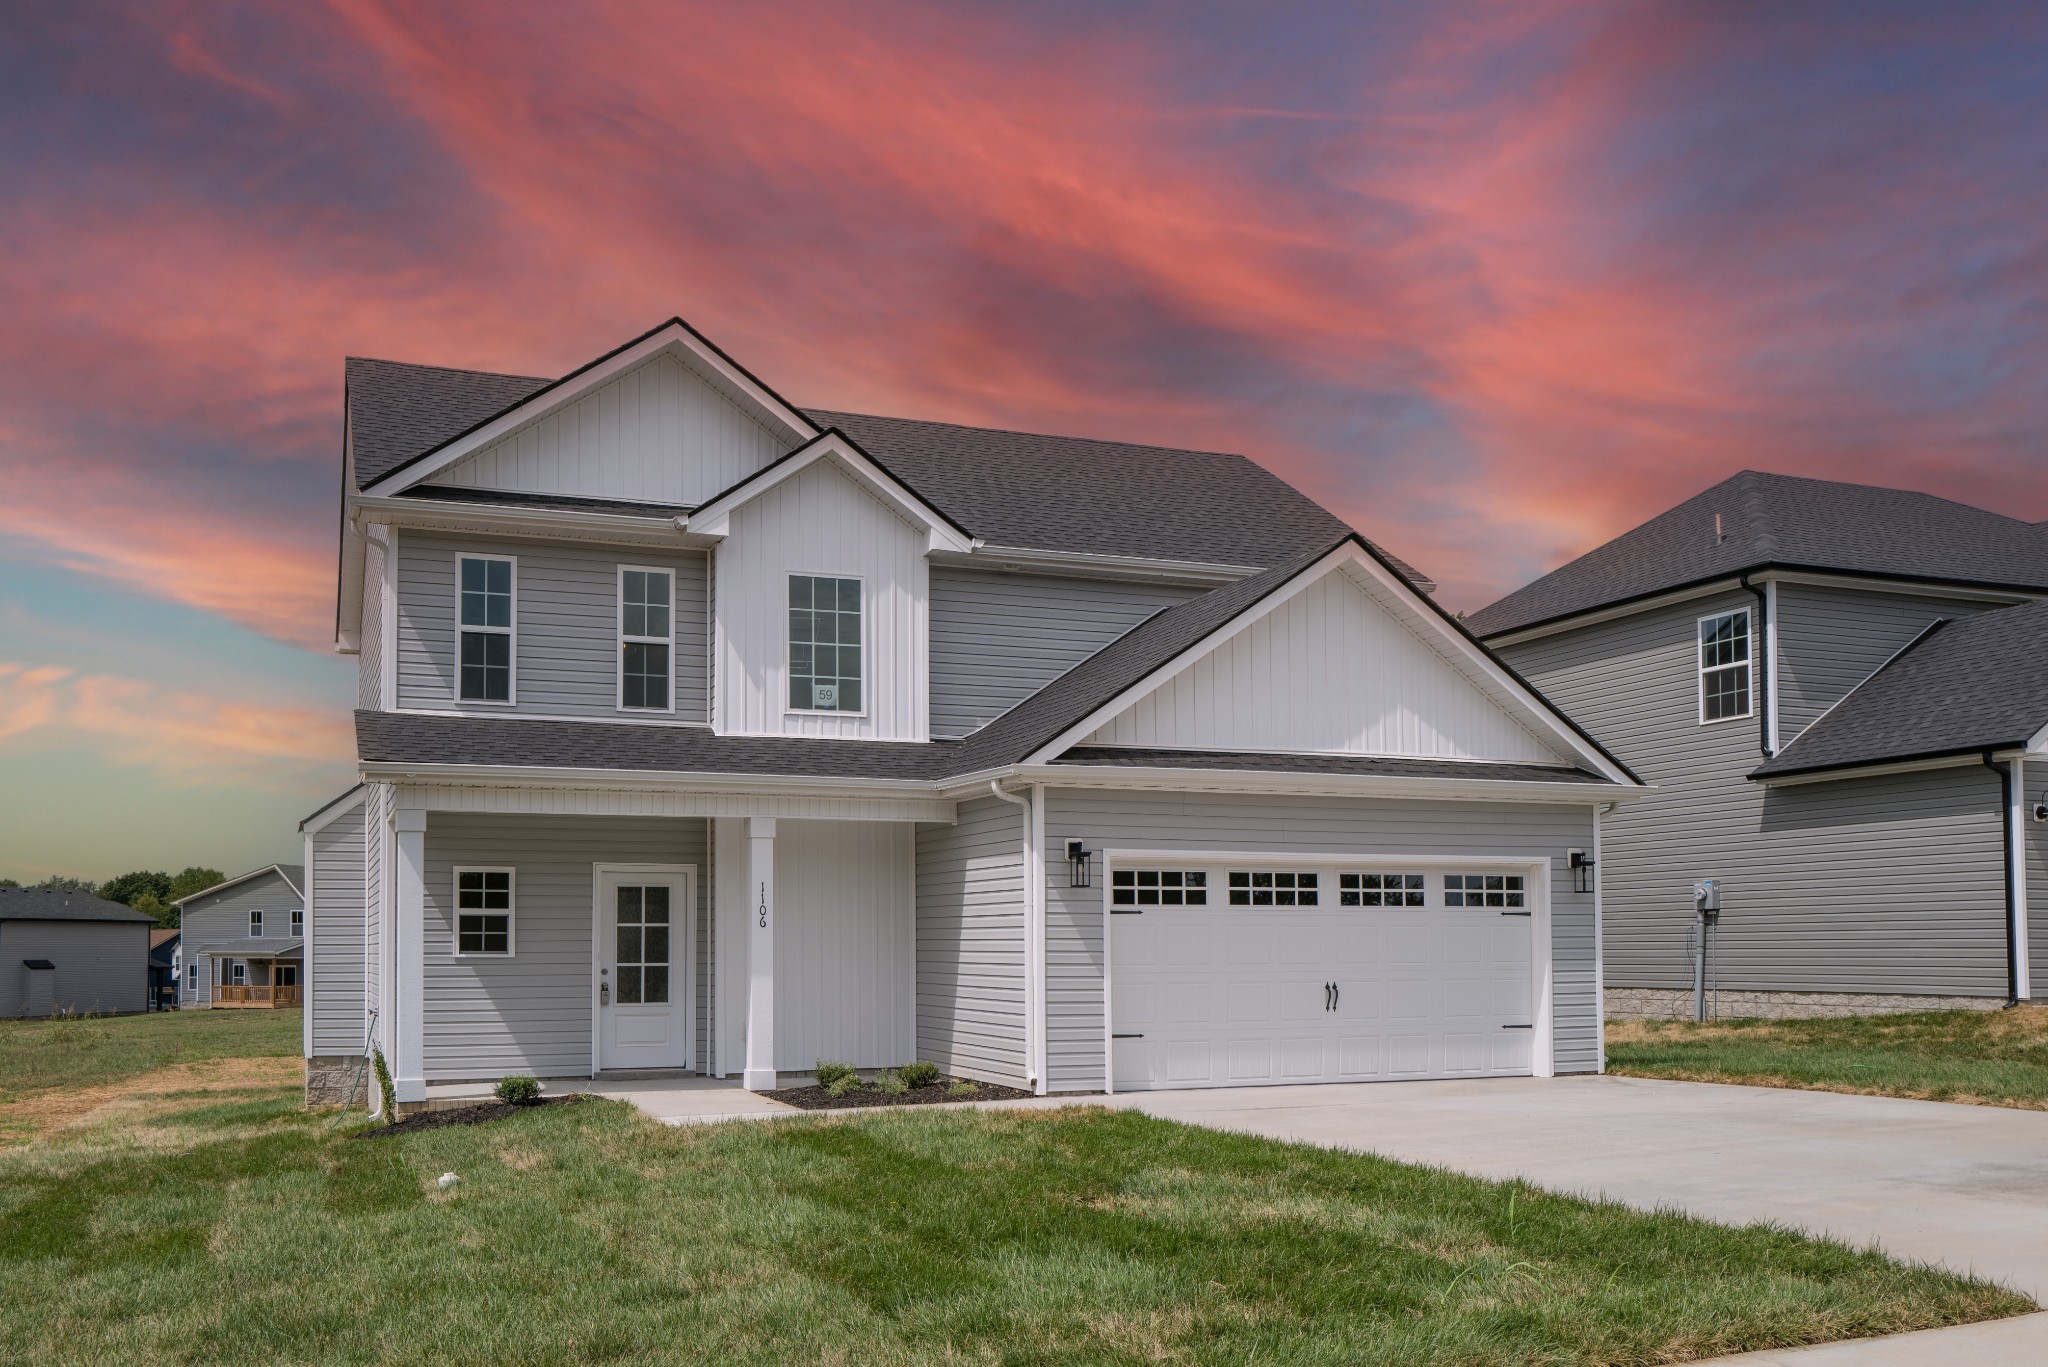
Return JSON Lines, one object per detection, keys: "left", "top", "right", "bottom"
{"left": 686, "top": 428, "right": 976, "bottom": 552}
{"left": 0, "top": 888, "right": 153, "bottom": 923}
{"left": 1752, "top": 598, "right": 2048, "bottom": 780}
{"left": 343, "top": 338, "right": 1430, "bottom": 584}
{"left": 1469, "top": 471, "right": 2048, "bottom": 639}
{"left": 172, "top": 864, "right": 305, "bottom": 908}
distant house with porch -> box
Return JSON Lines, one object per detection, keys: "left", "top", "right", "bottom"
{"left": 149, "top": 928, "right": 180, "bottom": 1011}
{"left": 174, "top": 865, "right": 305, "bottom": 1009}
{"left": 0, "top": 887, "right": 152, "bottom": 1017}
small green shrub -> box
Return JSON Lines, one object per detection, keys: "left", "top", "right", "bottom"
{"left": 495, "top": 1075, "right": 542, "bottom": 1105}
{"left": 900, "top": 1060, "right": 940, "bottom": 1089}
{"left": 871, "top": 1068, "right": 907, "bottom": 1095}
{"left": 825, "top": 1072, "right": 862, "bottom": 1097}
{"left": 371, "top": 1044, "right": 397, "bottom": 1124}
{"left": 947, "top": 1080, "right": 979, "bottom": 1098}
{"left": 813, "top": 1059, "right": 857, "bottom": 1088}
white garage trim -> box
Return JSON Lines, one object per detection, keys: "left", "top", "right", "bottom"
{"left": 1100, "top": 847, "right": 1553, "bottom": 1094}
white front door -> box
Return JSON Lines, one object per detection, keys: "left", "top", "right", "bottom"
{"left": 1109, "top": 864, "right": 1537, "bottom": 1091}
{"left": 598, "top": 869, "right": 692, "bottom": 1070}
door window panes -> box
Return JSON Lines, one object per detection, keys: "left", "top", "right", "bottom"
{"left": 614, "top": 885, "right": 671, "bottom": 1005}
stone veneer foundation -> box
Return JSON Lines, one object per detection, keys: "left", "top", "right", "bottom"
{"left": 304, "top": 1055, "right": 370, "bottom": 1107}
{"left": 1606, "top": 987, "right": 2009, "bottom": 1021}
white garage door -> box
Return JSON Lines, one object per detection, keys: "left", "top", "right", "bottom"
{"left": 1109, "top": 864, "right": 1537, "bottom": 1091}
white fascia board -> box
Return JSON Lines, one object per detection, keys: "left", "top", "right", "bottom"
{"left": 686, "top": 433, "right": 977, "bottom": 554}
{"left": 349, "top": 494, "right": 688, "bottom": 548}
{"left": 2026, "top": 720, "right": 2048, "bottom": 754}
{"left": 932, "top": 545, "right": 1259, "bottom": 587}
{"left": 1753, "top": 752, "right": 2011, "bottom": 787}
{"left": 1016, "top": 762, "right": 1641, "bottom": 805}
{"left": 359, "top": 323, "right": 818, "bottom": 498}
{"left": 337, "top": 416, "right": 366, "bottom": 652}
{"left": 299, "top": 784, "right": 369, "bottom": 836}
{"left": 1025, "top": 541, "right": 1638, "bottom": 785}
{"left": 172, "top": 864, "right": 301, "bottom": 908}
{"left": 357, "top": 760, "right": 939, "bottom": 800}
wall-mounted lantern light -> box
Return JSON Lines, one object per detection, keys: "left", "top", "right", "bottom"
{"left": 1066, "top": 839, "right": 1093, "bottom": 889}
{"left": 1568, "top": 848, "right": 1596, "bottom": 895}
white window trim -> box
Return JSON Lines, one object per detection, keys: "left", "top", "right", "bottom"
{"left": 451, "top": 865, "right": 517, "bottom": 958}
{"left": 249, "top": 910, "right": 264, "bottom": 937}
{"left": 290, "top": 909, "right": 304, "bottom": 937}
{"left": 616, "top": 564, "right": 677, "bottom": 714}
{"left": 455, "top": 554, "right": 518, "bottom": 707}
{"left": 785, "top": 570, "right": 868, "bottom": 718}
{"left": 1696, "top": 607, "right": 1754, "bottom": 726}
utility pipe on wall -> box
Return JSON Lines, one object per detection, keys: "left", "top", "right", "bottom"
{"left": 1985, "top": 753, "right": 2026, "bottom": 1005}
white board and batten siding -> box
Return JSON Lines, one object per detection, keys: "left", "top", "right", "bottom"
{"left": 425, "top": 352, "right": 792, "bottom": 507}
{"left": 395, "top": 533, "right": 710, "bottom": 723}
{"left": 929, "top": 569, "right": 1203, "bottom": 738}
{"left": 309, "top": 802, "right": 368, "bottom": 1057}
{"left": 1086, "top": 565, "right": 1566, "bottom": 763}
{"left": 714, "top": 459, "right": 929, "bottom": 741}
{"left": 914, "top": 796, "right": 1029, "bottom": 1085}
{"left": 360, "top": 530, "right": 388, "bottom": 709}
{"left": 1040, "top": 789, "right": 1597, "bottom": 1094}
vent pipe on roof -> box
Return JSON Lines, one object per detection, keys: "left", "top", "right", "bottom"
{"left": 1714, "top": 513, "right": 1725, "bottom": 546}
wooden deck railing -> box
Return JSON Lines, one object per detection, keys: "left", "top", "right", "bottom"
{"left": 212, "top": 985, "right": 301, "bottom": 1007}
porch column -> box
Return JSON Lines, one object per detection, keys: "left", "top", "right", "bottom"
{"left": 393, "top": 806, "right": 428, "bottom": 1103}
{"left": 743, "top": 817, "right": 777, "bottom": 1091}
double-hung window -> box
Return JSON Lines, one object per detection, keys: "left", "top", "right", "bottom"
{"left": 1698, "top": 609, "right": 1751, "bottom": 723}
{"left": 619, "top": 567, "right": 673, "bottom": 711}
{"left": 290, "top": 909, "right": 303, "bottom": 937}
{"left": 458, "top": 555, "right": 515, "bottom": 703}
{"left": 454, "top": 869, "right": 514, "bottom": 955}
{"left": 249, "top": 910, "right": 263, "bottom": 937}
{"left": 788, "top": 574, "right": 862, "bottom": 713}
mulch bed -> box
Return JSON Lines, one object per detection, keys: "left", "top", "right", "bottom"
{"left": 766, "top": 1076, "right": 1035, "bottom": 1111}
{"left": 355, "top": 1093, "right": 584, "bottom": 1139}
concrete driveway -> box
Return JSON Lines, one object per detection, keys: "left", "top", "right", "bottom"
{"left": 1107, "top": 1075, "right": 2048, "bottom": 1363}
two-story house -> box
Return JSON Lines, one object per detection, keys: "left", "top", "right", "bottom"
{"left": 1471, "top": 472, "right": 2048, "bottom": 1018}
{"left": 174, "top": 864, "right": 306, "bottom": 1009}
{"left": 300, "top": 316, "right": 1641, "bottom": 1111}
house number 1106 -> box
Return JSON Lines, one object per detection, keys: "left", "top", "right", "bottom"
{"left": 757, "top": 882, "right": 768, "bottom": 929}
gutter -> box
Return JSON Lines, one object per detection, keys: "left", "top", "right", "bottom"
{"left": 1739, "top": 572, "right": 1772, "bottom": 759}
{"left": 1985, "top": 751, "right": 2024, "bottom": 1005}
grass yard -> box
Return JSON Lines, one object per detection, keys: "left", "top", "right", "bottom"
{"left": 0, "top": 1007, "right": 303, "bottom": 1144}
{"left": 0, "top": 1062, "right": 2030, "bottom": 1365}
{"left": 1606, "top": 1005, "right": 2048, "bottom": 1111}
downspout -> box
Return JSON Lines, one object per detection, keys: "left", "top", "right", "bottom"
{"left": 1593, "top": 800, "right": 1616, "bottom": 1073}
{"left": 1984, "top": 753, "right": 2021, "bottom": 1005}
{"left": 1739, "top": 573, "right": 1772, "bottom": 758}
{"left": 989, "top": 781, "right": 1044, "bottom": 1093}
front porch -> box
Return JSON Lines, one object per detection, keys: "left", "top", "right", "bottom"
{"left": 201, "top": 940, "right": 303, "bottom": 1008}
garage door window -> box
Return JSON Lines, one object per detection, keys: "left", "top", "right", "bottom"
{"left": 1444, "top": 874, "right": 1523, "bottom": 907}
{"left": 1228, "top": 871, "right": 1318, "bottom": 906}
{"left": 1340, "top": 872, "right": 1424, "bottom": 907}
{"left": 1111, "top": 870, "right": 1207, "bottom": 906}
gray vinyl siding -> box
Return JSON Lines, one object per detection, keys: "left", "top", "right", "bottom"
{"left": 178, "top": 871, "right": 304, "bottom": 1007}
{"left": 1503, "top": 591, "right": 2007, "bottom": 999}
{"left": 395, "top": 532, "right": 709, "bottom": 723}
{"left": 929, "top": 569, "right": 1204, "bottom": 738}
{"left": 1776, "top": 584, "right": 1999, "bottom": 741}
{"left": 310, "top": 804, "right": 367, "bottom": 1056}
{"left": 1039, "top": 788, "right": 1597, "bottom": 1093}
{"left": 1, "top": 920, "right": 148, "bottom": 1016}
{"left": 914, "top": 795, "right": 1027, "bottom": 1085}
{"left": 421, "top": 813, "right": 708, "bottom": 1081}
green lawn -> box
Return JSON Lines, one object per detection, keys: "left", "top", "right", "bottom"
{"left": 0, "top": 1071, "right": 2028, "bottom": 1365}
{"left": 1606, "top": 1006, "right": 2048, "bottom": 1110}
{"left": 0, "top": 1007, "right": 302, "bottom": 1101}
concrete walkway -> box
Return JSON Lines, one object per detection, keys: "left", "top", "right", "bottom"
{"left": 1106, "top": 1075, "right": 2048, "bottom": 1364}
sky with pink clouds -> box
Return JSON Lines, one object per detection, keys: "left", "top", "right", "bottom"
{"left": 3, "top": 1, "right": 2047, "bottom": 881}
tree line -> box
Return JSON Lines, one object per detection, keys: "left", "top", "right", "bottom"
{"left": 0, "top": 868, "right": 226, "bottom": 929}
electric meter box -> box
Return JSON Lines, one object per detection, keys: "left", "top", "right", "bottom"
{"left": 1693, "top": 879, "right": 1721, "bottom": 913}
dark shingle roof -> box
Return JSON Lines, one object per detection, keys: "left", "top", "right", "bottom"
{"left": 1752, "top": 599, "right": 2048, "bottom": 779}
{"left": 341, "top": 353, "right": 1431, "bottom": 583}
{"left": 1470, "top": 471, "right": 2048, "bottom": 638}
{"left": 1053, "top": 748, "right": 1608, "bottom": 783}
{"left": 0, "top": 888, "right": 154, "bottom": 923}
{"left": 346, "top": 357, "right": 549, "bottom": 489}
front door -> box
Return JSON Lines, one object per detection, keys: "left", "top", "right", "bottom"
{"left": 598, "top": 870, "right": 691, "bottom": 1070}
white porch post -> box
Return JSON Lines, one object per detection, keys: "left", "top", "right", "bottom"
{"left": 743, "top": 817, "right": 777, "bottom": 1091}
{"left": 393, "top": 806, "right": 428, "bottom": 1103}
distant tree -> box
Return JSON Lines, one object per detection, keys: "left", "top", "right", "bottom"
{"left": 99, "top": 870, "right": 174, "bottom": 907}
{"left": 32, "top": 876, "right": 97, "bottom": 894}
{"left": 0, "top": 878, "right": 18, "bottom": 889}
{"left": 130, "top": 891, "right": 176, "bottom": 929}
{"left": 166, "top": 867, "right": 227, "bottom": 904}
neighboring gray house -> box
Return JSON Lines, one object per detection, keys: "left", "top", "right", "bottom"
{"left": 1470, "top": 471, "right": 2048, "bottom": 1018}
{"left": 0, "top": 888, "right": 152, "bottom": 1017}
{"left": 303, "top": 315, "right": 1643, "bottom": 1111}
{"left": 174, "top": 865, "right": 305, "bottom": 1009}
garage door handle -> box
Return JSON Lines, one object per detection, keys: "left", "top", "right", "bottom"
{"left": 1332, "top": 982, "right": 1340, "bottom": 1010}
{"left": 1110, "top": 909, "right": 1144, "bottom": 915}
{"left": 1501, "top": 1024, "right": 1532, "bottom": 1029}
{"left": 1499, "top": 910, "right": 1531, "bottom": 917}
{"left": 1111, "top": 1033, "right": 1144, "bottom": 1039}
